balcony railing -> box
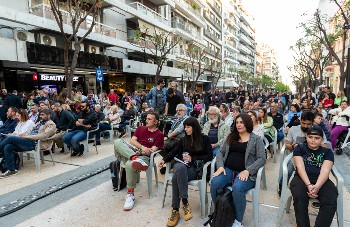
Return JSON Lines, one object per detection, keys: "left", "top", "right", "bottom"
{"left": 207, "top": 1, "right": 221, "bottom": 15}
{"left": 205, "top": 47, "right": 220, "bottom": 57}
{"left": 238, "top": 44, "right": 252, "bottom": 55}
{"left": 128, "top": 37, "right": 156, "bottom": 49}
{"left": 129, "top": 2, "right": 170, "bottom": 26}
{"left": 176, "top": 0, "right": 204, "bottom": 20}
{"left": 172, "top": 20, "right": 200, "bottom": 37}
{"left": 30, "top": 4, "right": 118, "bottom": 39}
{"left": 204, "top": 12, "right": 221, "bottom": 31}
{"left": 204, "top": 29, "right": 220, "bottom": 42}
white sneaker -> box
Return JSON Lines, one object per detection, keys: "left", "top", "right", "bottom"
{"left": 123, "top": 193, "right": 135, "bottom": 211}
{"left": 131, "top": 158, "right": 148, "bottom": 171}
{"left": 232, "top": 219, "right": 244, "bottom": 227}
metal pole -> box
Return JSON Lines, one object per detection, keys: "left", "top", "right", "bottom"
{"left": 346, "top": 43, "right": 350, "bottom": 100}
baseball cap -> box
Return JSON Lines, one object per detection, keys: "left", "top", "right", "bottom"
{"left": 306, "top": 126, "right": 323, "bottom": 137}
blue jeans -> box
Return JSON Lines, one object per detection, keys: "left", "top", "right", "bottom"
{"left": 210, "top": 167, "right": 255, "bottom": 222}
{"left": 212, "top": 146, "right": 220, "bottom": 156}
{"left": 277, "top": 130, "right": 284, "bottom": 144}
{"left": 95, "top": 123, "right": 111, "bottom": 142}
{"left": 62, "top": 130, "right": 87, "bottom": 151}
{"left": 1, "top": 136, "right": 36, "bottom": 171}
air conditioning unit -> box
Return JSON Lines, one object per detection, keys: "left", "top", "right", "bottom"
{"left": 40, "top": 34, "right": 56, "bottom": 46}
{"left": 13, "top": 30, "right": 35, "bottom": 42}
{"left": 88, "top": 45, "right": 100, "bottom": 54}
{"left": 71, "top": 42, "right": 85, "bottom": 52}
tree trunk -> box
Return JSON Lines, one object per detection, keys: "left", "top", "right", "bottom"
{"left": 63, "top": 42, "right": 71, "bottom": 99}
{"left": 339, "top": 71, "right": 346, "bottom": 91}
{"left": 155, "top": 64, "right": 162, "bottom": 86}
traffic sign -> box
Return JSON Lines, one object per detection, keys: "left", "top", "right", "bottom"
{"left": 96, "top": 67, "right": 104, "bottom": 82}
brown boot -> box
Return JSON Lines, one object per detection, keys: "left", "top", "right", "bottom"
{"left": 167, "top": 209, "right": 180, "bottom": 227}
{"left": 182, "top": 203, "right": 193, "bottom": 221}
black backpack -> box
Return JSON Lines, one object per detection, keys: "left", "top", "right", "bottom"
{"left": 109, "top": 160, "right": 126, "bottom": 191}
{"left": 204, "top": 188, "right": 235, "bottom": 227}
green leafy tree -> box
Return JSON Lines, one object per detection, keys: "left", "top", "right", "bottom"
{"left": 49, "top": 0, "right": 103, "bottom": 98}
{"left": 275, "top": 81, "right": 290, "bottom": 92}
{"left": 261, "top": 75, "right": 273, "bottom": 88}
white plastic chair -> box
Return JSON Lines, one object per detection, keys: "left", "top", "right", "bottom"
{"left": 63, "top": 125, "right": 99, "bottom": 158}
{"left": 276, "top": 152, "right": 344, "bottom": 227}
{"left": 19, "top": 138, "right": 55, "bottom": 172}
{"left": 105, "top": 123, "right": 118, "bottom": 143}
{"left": 162, "top": 160, "right": 212, "bottom": 219}
{"left": 207, "top": 157, "right": 266, "bottom": 227}
{"left": 119, "top": 150, "right": 160, "bottom": 198}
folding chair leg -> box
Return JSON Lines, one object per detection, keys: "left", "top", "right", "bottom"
{"left": 162, "top": 180, "right": 169, "bottom": 208}
{"left": 199, "top": 183, "right": 206, "bottom": 219}
{"left": 153, "top": 164, "right": 158, "bottom": 188}
{"left": 83, "top": 141, "right": 88, "bottom": 159}
{"left": 49, "top": 150, "right": 55, "bottom": 166}
{"left": 146, "top": 167, "right": 153, "bottom": 198}
{"left": 252, "top": 190, "right": 260, "bottom": 227}
{"left": 262, "top": 168, "right": 267, "bottom": 190}
{"left": 34, "top": 152, "right": 41, "bottom": 171}
{"left": 40, "top": 150, "right": 45, "bottom": 164}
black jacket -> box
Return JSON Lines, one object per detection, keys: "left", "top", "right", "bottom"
{"left": 56, "top": 110, "right": 75, "bottom": 131}
{"left": 4, "top": 94, "right": 22, "bottom": 109}
{"left": 268, "top": 112, "right": 284, "bottom": 130}
{"left": 163, "top": 134, "right": 213, "bottom": 164}
{"left": 72, "top": 110, "right": 98, "bottom": 131}
{"left": 0, "top": 118, "right": 18, "bottom": 134}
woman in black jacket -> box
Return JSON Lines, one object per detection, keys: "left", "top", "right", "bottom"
{"left": 158, "top": 117, "right": 212, "bottom": 227}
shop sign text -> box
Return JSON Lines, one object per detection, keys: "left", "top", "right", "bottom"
{"left": 41, "top": 74, "right": 79, "bottom": 82}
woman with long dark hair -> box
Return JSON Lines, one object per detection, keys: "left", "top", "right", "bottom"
{"left": 158, "top": 117, "right": 212, "bottom": 227}
{"left": 210, "top": 114, "right": 266, "bottom": 227}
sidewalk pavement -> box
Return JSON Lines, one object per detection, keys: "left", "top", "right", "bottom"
{"left": 1, "top": 135, "right": 349, "bottom": 226}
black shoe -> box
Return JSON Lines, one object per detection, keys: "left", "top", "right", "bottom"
{"left": 77, "top": 144, "right": 84, "bottom": 156}
{"left": 88, "top": 140, "right": 94, "bottom": 143}
{"left": 43, "top": 150, "right": 50, "bottom": 156}
{"left": 277, "top": 186, "right": 282, "bottom": 198}
{"left": 93, "top": 141, "right": 101, "bottom": 146}
{"left": 160, "top": 166, "right": 166, "bottom": 175}
{"left": 71, "top": 150, "right": 79, "bottom": 157}
{"left": 311, "top": 201, "right": 320, "bottom": 209}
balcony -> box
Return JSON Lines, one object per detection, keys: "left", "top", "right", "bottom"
{"left": 30, "top": 4, "right": 118, "bottom": 38}
{"left": 172, "top": 20, "right": 205, "bottom": 46}
{"left": 224, "top": 55, "right": 239, "bottom": 64}
{"left": 204, "top": 11, "right": 222, "bottom": 31}
{"left": 129, "top": 2, "right": 170, "bottom": 27}
{"left": 239, "top": 33, "right": 252, "bottom": 46}
{"left": 204, "top": 29, "right": 221, "bottom": 44}
{"left": 175, "top": 0, "right": 206, "bottom": 28}
{"left": 207, "top": 1, "right": 221, "bottom": 16}
{"left": 224, "top": 40, "right": 239, "bottom": 53}
{"left": 205, "top": 47, "right": 220, "bottom": 57}
{"left": 123, "top": 59, "right": 183, "bottom": 78}
{"left": 240, "top": 23, "right": 253, "bottom": 37}
{"left": 238, "top": 44, "right": 251, "bottom": 55}
{"left": 238, "top": 55, "right": 251, "bottom": 64}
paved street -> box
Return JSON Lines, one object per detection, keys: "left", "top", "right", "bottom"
{"left": 0, "top": 134, "right": 349, "bottom": 227}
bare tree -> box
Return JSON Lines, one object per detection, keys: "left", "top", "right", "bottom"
{"left": 130, "top": 27, "right": 181, "bottom": 85}
{"left": 184, "top": 43, "right": 206, "bottom": 92}
{"left": 49, "top": 0, "right": 103, "bottom": 98}
{"left": 209, "top": 52, "right": 228, "bottom": 88}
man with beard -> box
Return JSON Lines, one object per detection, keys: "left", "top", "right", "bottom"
{"left": 278, "top": 111, "right": 328, "bottom": 197}
{"left": 62, "top": 101, "right": 98, "bottom": 156}
{"left": 51, "top": 103, "right": 75, "bottom": 153}
{"left": 202, "top": 106, "right": 230, "bottom": 155}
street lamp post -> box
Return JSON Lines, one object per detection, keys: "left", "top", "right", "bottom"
{"left": 344, "top": 24, "right": 350, "bottom": 100}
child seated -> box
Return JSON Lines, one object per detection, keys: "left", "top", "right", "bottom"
{"left": 313, "top": 112, "right": 330, "bottom": 141}
{"left": 191, "top": 99, "right": 202, "bottom": 118}
{"left": 290, "top": 126, "right": 337, "bottom": 227}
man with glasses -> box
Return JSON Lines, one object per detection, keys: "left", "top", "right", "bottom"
{"left": 0, "top": 109, "right": 56, "bottom": 178}
{"left": 160, "top": 104, "right": 188, "bottom": 170}
{"left": 114, "top": 111, "right": 164, "bottom": 211}
{"left": 62, "top": 101, "right": 98, "bottom": 156}
{"left": 268, "top": 102, "right": 285, "bottom": 144}
{"left": 146, "top": 79, "right": 167, "bottom": 115}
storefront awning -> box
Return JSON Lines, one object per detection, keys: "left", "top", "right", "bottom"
{"left": 217, "top": 79, "right": 239, "bottom": 88}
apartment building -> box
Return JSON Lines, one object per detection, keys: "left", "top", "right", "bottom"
{"left": 257, "top": 43, "right": 279, "bottom": 80}
{"left": 237, "top": 2, "right": 255, "bottom": 77}
{"left": 0, "top": 0, "right": 255, "bottom": 94}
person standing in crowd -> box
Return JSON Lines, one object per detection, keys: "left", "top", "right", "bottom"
{"left": 108, "top": 89, "right": 119, "bottom": 106}
{"left": 171, "top": 81, "right": 185, "bottom": 104}
{"left": 210, "top": 113, "right": 265, "bottom": 227}
{"left": 71, "top": 88, "right": 82, "bottom": 103}
{"left": 146, "top": 79, "right": 167, "bottom": 115}
{"left": 202, "top": 106, "right": 230, "bottom": 155}
{"left": 212, "top": 87, "right": 224, "bottom": 107}
{"left": 3, "top": 89, "right": 21, "bottom": 110}
{"left": 291, "top": 126, "right": 337, "bottom": 227}
{"left": 203, "top": 89, "right": 212, "bottom": 111}
{"left": 165, "top": 88, "right": 182, "bottom": 116}
{"left": 226, "top": 87, "right": 237, "bottom": 108}
{"left": 158, "top": 117, "right": 212, "bottom": 226}
{"left": 114, "top": 111, "right": 164, "bottom": 211}
{"left": 86, "top": 91, "right": 97, "bottom": 109}
{"left": 34, "top": 90, "right": 47, "bottom": 105}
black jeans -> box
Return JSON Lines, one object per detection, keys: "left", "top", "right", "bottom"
{"left": 290, "top": 175, "right": 338, "bottom": 227}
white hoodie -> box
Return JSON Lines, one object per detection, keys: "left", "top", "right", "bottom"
{"left": 329, "top": 106, "right": 350, "bottom": 127}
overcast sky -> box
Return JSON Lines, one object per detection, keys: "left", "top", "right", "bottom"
{"left": 243, "top": 0, "right": 319, "bottom": 90}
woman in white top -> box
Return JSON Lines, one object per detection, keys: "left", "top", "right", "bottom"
{"left": 10, "top": 109, "right": 35, "bottom": 136}
{"left": 247, "top": 110, "right": 264, "bottom": 139}
{"left": 107, "top": 105, "right": 121, "bottom": 126}
{"left": 103, "top": 102, "right": 112, "bottom": 116}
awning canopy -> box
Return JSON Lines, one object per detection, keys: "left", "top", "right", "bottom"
{"left": 216, "top": 79, "right": 239, "bottom": 88}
